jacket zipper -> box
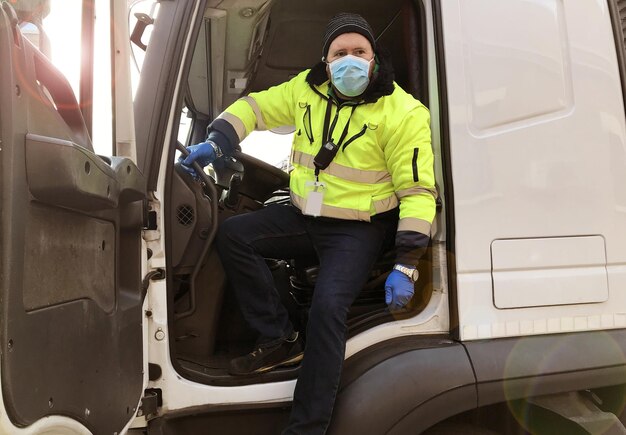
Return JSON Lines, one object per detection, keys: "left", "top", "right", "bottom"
{"left": 342, "top": 124, "right": 368, "bottom": 151}
{"left": 303, "top": 104, "right": 314, "bottom": 144}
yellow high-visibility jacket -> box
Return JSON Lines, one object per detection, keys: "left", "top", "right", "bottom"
{"left": 213, "top": 66, "right": 436, "bottom": 264}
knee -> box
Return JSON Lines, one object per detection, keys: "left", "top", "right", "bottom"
{"left": 216, "top": 215, "right": 243, "bottom": 251}
{"left": 217, "top": 213, "right": 266, "bottom": 254}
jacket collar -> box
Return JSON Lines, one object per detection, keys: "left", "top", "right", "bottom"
{"left": 305, "top": 46, "right": 396, "bottom": 104}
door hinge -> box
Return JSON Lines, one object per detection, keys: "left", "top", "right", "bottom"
{"left": 137, "top": 388, "right": 162, "bottom": 419}
{"left": 142, "top": 268, "right": 165, "bottom": 299}
{"left": 143, "top": 199, "right": 158, "bottom": 230}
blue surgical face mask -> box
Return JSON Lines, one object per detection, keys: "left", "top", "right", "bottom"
{"left": 328, "top": 55, "right": 373, "bottom": 98}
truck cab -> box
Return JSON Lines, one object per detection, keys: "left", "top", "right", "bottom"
{"left": 1, "top": 0, "right": 626, "bottom": 434}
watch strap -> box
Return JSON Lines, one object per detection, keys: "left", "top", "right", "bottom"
{"left": 393, "top": 264, "right": 418, "bottom": 282}
{"left": 206, "top": 140, "right": 223, "bottom": 158}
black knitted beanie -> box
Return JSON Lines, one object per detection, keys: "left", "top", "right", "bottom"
{"left": 322, "top": 13, "right": 376, "bottom": 59}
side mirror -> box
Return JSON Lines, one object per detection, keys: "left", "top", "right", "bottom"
{"left": 13, "top": 0, "right": 50, "bottom": 22}
{"left": 13, "top": 0, "right": 51, "bottom": 53}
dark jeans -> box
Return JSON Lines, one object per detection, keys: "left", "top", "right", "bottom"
{"left": 216, "top": 204, "right": 397, "bottom": 435}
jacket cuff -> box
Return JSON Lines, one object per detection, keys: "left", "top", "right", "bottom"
{"left": 395, "top": 230, "right": 429, "bottom": 266}
{"left": 207, "top": 118, "right": 241, "bottom": 156}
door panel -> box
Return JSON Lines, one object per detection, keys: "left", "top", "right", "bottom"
{"left": 0, "top": 3, "right": 145, "bottom": 433}
{"left": 23, "top": 203, "right": 116, "bottom": 311}
{"left": 440, "top": 0, "right": 626, "bottom": 339}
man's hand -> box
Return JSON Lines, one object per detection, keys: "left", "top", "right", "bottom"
{"left": 384, "top": 266, "right": 417, "bottom": 311}
{"left": 179, "top": 141, "right": 220, "bottom": 177}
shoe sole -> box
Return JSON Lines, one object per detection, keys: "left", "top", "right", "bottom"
{"left": 252, "top": 351, "right": 304, "bottom": 374}
{"left": 228, "top": 352, "right": 305, "bottom": 376}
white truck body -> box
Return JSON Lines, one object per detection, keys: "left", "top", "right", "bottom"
{"left": 0, "top": 0, "right": 625, "bottom": 434}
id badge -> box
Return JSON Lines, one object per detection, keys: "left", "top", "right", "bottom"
{"left": 303, "top": 181, "right": 326, "bottom": 217}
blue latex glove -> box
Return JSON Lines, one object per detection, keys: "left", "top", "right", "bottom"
{"left": 179, "top": 141, "right": 217, "bottom": 177}
{"left": 385, "top": 269, "right": 415, "bottom": 311}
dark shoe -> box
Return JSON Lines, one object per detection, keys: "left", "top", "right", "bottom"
{"left": 229, "top": 331, "right": 304, "bottom": 375}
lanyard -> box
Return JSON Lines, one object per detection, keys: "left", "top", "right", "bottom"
{"left": 314, "top": 99, "right": 368, "bottom": 179}
{"left": 322, "top": 99, "right": 358, "bottom": 149}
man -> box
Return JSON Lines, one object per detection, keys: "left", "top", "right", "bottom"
{"left": 181, "top": 13, "right": 436, "bottom": 435}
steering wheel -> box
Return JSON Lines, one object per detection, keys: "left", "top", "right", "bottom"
{"left": 173, "top": 144, "right": 290, "bottom": 319}
{"left": 174, "top": 143, "right": 219, "bottom": 319}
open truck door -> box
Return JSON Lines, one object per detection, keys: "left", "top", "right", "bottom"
{"left": 0, "top": 0, "right": 146, "bottom": 433}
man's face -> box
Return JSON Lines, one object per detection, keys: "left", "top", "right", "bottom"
{"left": 326, "top": 32, "right": 375, "bottom": 77}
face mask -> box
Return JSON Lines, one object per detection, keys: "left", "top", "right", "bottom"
{"left": 328, "top": 55, "right": 373, "bottom": 98}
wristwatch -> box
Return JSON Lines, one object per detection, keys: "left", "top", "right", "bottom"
{"left": 206, "top": 140, "right": 223, "bottom": 159}
{"left": 393, "top": 264, "right": 419, "bottom": 282}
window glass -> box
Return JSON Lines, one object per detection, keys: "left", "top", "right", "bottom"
{"left": 18, "top": 22, "right": 41, "bottom": 49}
{"left": 21, "top": 0, "right": 113, "bottom": 155}
{"left": 42, "top": 0, "right": 82, "bottom": 100}
{"left": 240, "top": 130, "right": 293, "bottom": 172}
{"left": 178, "top": 106, "right": 192, "bottom": 145}
{"left": 129, "top": 0, "right": 159, "bottom": 98}
{"left": 92, "top": 0, "right": 113, "bottom": 155}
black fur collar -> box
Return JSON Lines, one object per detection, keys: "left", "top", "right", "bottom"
{"left": 305, "top": 47, "right": 395, "bottom": 104}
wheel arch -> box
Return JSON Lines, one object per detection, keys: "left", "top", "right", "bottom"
{"left": 328, "top": 336, "right": 477, "bottom": 435}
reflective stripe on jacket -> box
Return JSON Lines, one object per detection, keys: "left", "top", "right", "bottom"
{"left": 220, "top": 69, "right": 436, "bottom": 235}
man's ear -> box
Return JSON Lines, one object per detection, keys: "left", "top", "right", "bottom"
{"left": 369, "top": 55, "right": 379, "bottom": 78}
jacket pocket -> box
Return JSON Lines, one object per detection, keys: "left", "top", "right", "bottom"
{"left": 301, "top": 103, "right": 314, "bottom": 144}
